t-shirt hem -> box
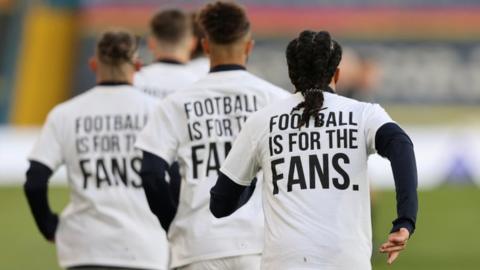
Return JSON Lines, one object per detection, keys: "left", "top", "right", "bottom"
{"left": 219, "top": 167, "right": 251, "bottom": 186}
{"left": 171, "top": 248, "right": 262, "bottom": 268}
{"left": 135, "top": 142, "right": 174, "bottom": 165}
{"left": 59, "top": 258, "right": 167, "bottom": 270}
{"left": 27, "top": 156, "right": 57, "bottom": 171}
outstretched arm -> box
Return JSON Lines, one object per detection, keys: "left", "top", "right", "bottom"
{"left": 140, "top": 151, "right": 178, "bottom": 231}
{"left": 375, "top": 122, "right": 418, "bottom": 264}
{"left": 24, "top": 161, "right": 58, "bottom": 242}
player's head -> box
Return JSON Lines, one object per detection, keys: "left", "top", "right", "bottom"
{"left": 90, "top": 29, "right": 140, "bottom": 83}
{"left": 287, "top": 30, "right": 343, "bottom": 128}
{"left": 190, "top": 11, "right": 205, "bottom": 60}
{"left": 148, "top": 9, "right": 194, "bottom": 63}
{"left": 198, "top": 1, "right": 253, "bottom": 65}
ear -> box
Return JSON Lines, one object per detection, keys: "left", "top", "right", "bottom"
{"left": 201, "top": 38, "right": 210, "bottom": 55}
{"left": 189, "top": 36, "right": 199, "bottom": 55}
{"left": 133, "top": 59, "right": 142, "bottom": 71}
{"left": 88, "top": 57, "right": 97, "bottom": 72}
{"left": 246, "top": 39, "right": 255, "bottom": 56}
{"left": 334, "top": 68, "right": 340, "bottom": 84}
{"left": 147, "top": 35, "right": 156, "bottom": 52}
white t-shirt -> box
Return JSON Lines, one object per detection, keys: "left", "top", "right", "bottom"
{"left": 220, "top": 92, "right": 393, "bottom": 270}
{"left": 134, "top": 62, "right": 201, "bottom": 98}
{"left": 187, "top": 57, "right": 210, "bottom": 77}
{"left": 29, "top": 85, "right": 169, "bottom": 270}
{"left": 135, "top": 69, "right": 289, "bottom": 268}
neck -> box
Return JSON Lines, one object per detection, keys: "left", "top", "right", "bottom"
{"left": 96, "top": 70, "right": 133, "bottom": 85}
{"left": 153, "top": 50, "right": 189, "bottom": 64}
{"left": 209, "top": 54, "right": 247, "bottom": 69}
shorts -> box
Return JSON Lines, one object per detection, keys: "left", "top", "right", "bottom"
{"left": 176, "top": 254, "right": 261, "bottom": 270}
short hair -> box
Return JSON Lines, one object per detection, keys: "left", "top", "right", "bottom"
{"left": 198, "top": 1, "right": 250, "bottom": 44}
{"left": 97, "top": 30, "right": 139, "bottom": 66}
{"left": 150, "top": 9, "right": 192, "bottom": 44}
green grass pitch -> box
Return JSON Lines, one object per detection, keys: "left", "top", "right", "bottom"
{"left": 0, "top": 185, "right": 479, "bottom": 269}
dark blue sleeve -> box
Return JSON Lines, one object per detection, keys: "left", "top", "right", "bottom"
{"left": 24, "top": 161, "right": 58, "bottom": 241}
{"left": 210, "top": 172, "right": 257, "bottom": 218}
{"left": 140, "top": 151, "right": 177, "bottom": 231}
{"left": 375, "top": 122, "right": 418, "bottom": 235}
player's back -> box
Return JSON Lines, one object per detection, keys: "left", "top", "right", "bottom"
{"left": 134, "top": 61, "right": 201, "bottom": 98}
{"left": 31, "top": 85, "right": 168, "bottom": 269}
{"left": 187, "top": 57, "right": 210, "bottom": 77}
{"left": 234, "top": 91, "right": 391, "bottom": 270}
{"left": 138, "top": 68, "right": 289, "bottom": 268}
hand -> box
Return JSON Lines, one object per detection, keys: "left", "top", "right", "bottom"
{"left": 379, "top": 228, "right": 410, "bottom": 264}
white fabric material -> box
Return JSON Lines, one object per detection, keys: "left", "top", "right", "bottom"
{"left": 177, "top": 254, "right": 261, "bottom": 270}
{"left": 187, "top": 57, "right": 210, "bottom": 77}
{"left": 136, "top": 70, "right": 289, "bottom": 268}
{"left": 134, "top": 62, "right": 201, "bottom": 98}
{"left": 220, "top": 92, "right": 393, "bottom": 270}
{"left": 29, "top": 86, "right": 168, "bottom": 269}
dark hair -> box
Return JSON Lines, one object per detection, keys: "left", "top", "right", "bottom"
{"left": 97, "top": 30, "right": 139, "bottom": 66}
{"left": 287, "top": 30, "right": 342, "bottom": 128}
{"left": 198, "top": 1, "right": 250, "bottom": 44}
{"left": 150, "top": 9, "right": 191, "bottom": 44}
{"left": 190, "top": 11, "right": 205, "bottom": 59}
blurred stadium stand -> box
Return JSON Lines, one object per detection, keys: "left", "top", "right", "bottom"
{"left": 0, "top": 0, "right": 479, "bottom": 187}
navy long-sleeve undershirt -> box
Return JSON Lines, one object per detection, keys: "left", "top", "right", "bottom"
{"left": 140, "top": 151, "right": 178, "bottom": 231}
{"left": 210, "top": 122, "right": 418, "bottom": 235}
{"left": 375, "top": 123, "right": 418, "bottom": 234}
{"left": 210, "top": 174, "right": 257, "bottom": 218}
{"left": 24, "top": 161, "right": 58, "bottom": 241}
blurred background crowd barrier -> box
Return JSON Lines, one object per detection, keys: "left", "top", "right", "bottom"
{"left": 1, "top": 0, "right": 479, "bottom": 188}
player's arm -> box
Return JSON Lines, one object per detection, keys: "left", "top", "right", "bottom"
{"left": 375, "top": 122, "right": 418, "bottom": 264}
{"left": 210, "top": 174, "right": 257, "bottom": 218}
{"left": 24, "top": 161, "right": 58, "bottom": 242}
{"left": 25, "top": 108, "right": 64, "bottom": 242}
{"left": 210, "top": 116, "right": 261, "bottom": 218}
{"left": 140, "top": 151, "right": 177, "bottom": 231}
{"left": 136, "top": 100, "right": 180, "bottom": 231}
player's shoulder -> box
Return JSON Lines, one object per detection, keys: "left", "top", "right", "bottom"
{"left": 325, "top": 92, "right": 388, "bottom": 121}
{"left": 48, "top": 88, "right": 97, "bottom": 114}
{"left": 244, "top": 94, "right": 297, "bottom": 128}
{"left": 42, "top": 91, "right": 92, "bottom": 123}
{"left": 57, "top": 85, "right": 155, "bottom": 109}
{"left": 243, "top": 72, "right": 289, "bottom": 94}
{"left": 325, "top": 92, "right": 379, "bottom": 109}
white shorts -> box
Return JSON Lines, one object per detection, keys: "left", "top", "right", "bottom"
{"left": 176, "top": 254, "right": 261, "bottom": 270}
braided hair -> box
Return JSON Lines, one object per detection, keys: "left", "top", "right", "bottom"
{"left": 286, "top": 30, "right": 342, "bottom": 128}
{"left": 97, "top": 30, "right": 139, "bottom": 66}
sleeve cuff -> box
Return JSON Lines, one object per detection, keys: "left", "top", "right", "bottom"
{"left": 135, "top": 143, "right": 174, "bottom": 165}
{"left": 390, "top": 217, "right": 416, "bottom": 236}
{"left": 219, "top": 168, "right": 251, "bottom": 187}
{"left": 27, "top": 157, "right": 58, "bottom": 172}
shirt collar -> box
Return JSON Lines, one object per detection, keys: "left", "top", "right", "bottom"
{"left": 210, "top": 64, "right": 246, "bottom": 73}
{"left": 156, "top": 58, "right": 184, "bottom": 65}
{"left": 97, "top": 81, "right": 131, "bottom": 86}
